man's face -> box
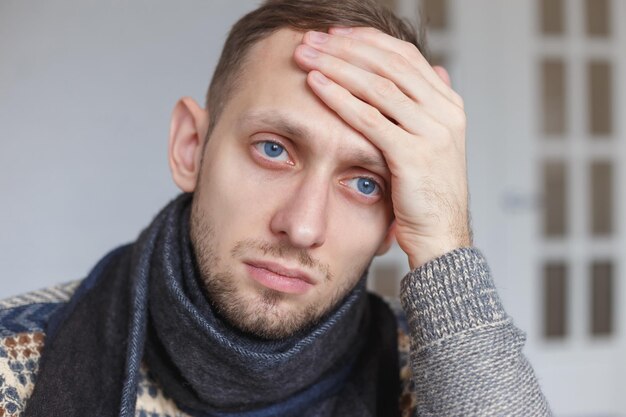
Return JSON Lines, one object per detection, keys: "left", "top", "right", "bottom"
{"left": 190, "top": 28, "right": 393, "bottom": 339}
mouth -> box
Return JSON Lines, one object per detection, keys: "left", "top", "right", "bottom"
{"left": 243, "top": 259, "right": 315, "bottom": 295}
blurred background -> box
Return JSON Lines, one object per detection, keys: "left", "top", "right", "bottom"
{"left": 1, "top": 0, "right": 624, "bottom": 415}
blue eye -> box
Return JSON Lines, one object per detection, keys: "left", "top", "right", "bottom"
{"left": 346, "top": 177, "right": 380, "bottom": 196}
{"left": 264, "top": 142, "right": 284, "bottom": 158}
{"left": 254, "top": 141, "right": 290, "bottom": 162}
{"left": 357, "top": 178, "right": 377, "bottom": 195}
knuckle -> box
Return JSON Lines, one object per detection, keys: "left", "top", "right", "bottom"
{"left": 402, "top": 42, "right": 420, "bottom": 60}
{"left": 387, "top": 53, "right": 411, "bottom": 74}
{"left": 339, "top": 36, "right": 356, "bottom": 53}
{"left": 372, "top": 77, "right": 397, "bottom": 99}
{"left": 451, "top": 92, "right": 465, "bottom": 109}
{"left": 359, "top": 106, "right": 383, "bottom": 130}
{"left": 401, "top": 42, "right": 426, "bottom": 68}
{"left": 393, "top": 94, "right": 414, "bottom": 115}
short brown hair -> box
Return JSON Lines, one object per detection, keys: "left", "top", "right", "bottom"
{"left": 205, "top": 0, "right": 426, "bottom": 136}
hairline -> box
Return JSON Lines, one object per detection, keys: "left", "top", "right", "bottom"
{"left": 205, "top": 26, "right": 312, "bottom": 148}
{"left": 204, "top": 27, "right": 280, "bottom": 144}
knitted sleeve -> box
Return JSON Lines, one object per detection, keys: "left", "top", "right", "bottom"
{"left": 399, "top": 247, "right": 551, "bottom": 416}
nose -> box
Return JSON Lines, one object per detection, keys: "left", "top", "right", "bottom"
{"left": 269, "top": 174, "right": 329, "bottom": 249}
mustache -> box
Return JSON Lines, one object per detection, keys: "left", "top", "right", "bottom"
{"left": 232, "top": 239, "right": 333, "bottom": 282}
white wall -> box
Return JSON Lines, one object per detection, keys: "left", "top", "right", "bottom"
{"left": 0, "top": 0, "right": 260, "bottom": 297}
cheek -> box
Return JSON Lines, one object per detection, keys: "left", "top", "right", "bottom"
{"left": 325, "top": 198, "right": 390, "bottom": 267}
{"left": 198, "top": 150, "right": 281, "bottom": 238}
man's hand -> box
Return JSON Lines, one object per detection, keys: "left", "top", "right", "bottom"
{"left": 293, "top": 27, "right": 471, "bottom": 269}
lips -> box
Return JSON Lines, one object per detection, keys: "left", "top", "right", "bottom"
{"left": 244, "top": 260, "right": 315, "bottom": 295}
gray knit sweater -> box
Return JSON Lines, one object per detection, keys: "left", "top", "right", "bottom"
{"left": 401, "top": 247, "right": 551, "bottom": 415}
{"left": 0, "top": 246, "right": 550, "bottom": 416}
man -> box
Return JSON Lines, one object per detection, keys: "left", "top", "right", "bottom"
{"left": 0, "top": 0, "right": 550, "bottom": 416}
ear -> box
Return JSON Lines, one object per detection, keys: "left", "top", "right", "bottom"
{"left": 375, "top": 221, "right": 396, "bottom": 256}
{"left": 168, "top": 97, "right": 209, "bottom": 192}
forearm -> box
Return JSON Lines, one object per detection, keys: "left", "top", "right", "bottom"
{"left": 400, "top": 247, "right": 551, "bottom": 416}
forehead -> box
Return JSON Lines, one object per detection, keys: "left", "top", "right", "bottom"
{"left": 216, "top": 28, "right": 383, "bottom": 162}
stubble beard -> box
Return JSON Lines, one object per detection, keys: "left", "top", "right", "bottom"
{"left": 189, "top": 199, "right": 364, "bottom": 340}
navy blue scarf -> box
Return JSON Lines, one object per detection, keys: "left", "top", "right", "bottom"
{"left": 24, "top": 195, "right": 400, "bottom": 416}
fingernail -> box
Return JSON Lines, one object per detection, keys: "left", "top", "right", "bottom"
{"left": 331, "top": 27, "right": 353, "bottom": 35}
{"left": 312, "top": 71, "right": 330, "bottom": 85}
{"left": 308, "top": 31, "right": 329, "bottom": 44}
{"left": 300, "top": 45, "right": 319, "bottom": 59}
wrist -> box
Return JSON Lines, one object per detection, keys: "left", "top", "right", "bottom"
{"left": 406, "top": 237, "right": 472, "bottom": 269}
{"left": 408, "top": 248, "right": 454, "bottom": 270}
{"left": 400, "top": 247, "right": 507, "bottom": 347}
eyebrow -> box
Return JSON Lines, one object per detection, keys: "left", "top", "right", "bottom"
{"left": 239, "top": 109, "right": 390, "bottom": 177}
{"left": 239, "top": 110, "right": 314, "bottom": 142}
{"left": 346, "top": 148, "right": 389, "bottom": 176}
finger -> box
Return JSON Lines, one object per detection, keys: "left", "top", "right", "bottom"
{"left": 301, "top": 31, "right": 458, "bottom": 115}
{"left": 305, "top": 69, "right": 408, "bottom": 153}
{"left": 306, "top": 70, "right": 451, "bottom": 165}
{"left": 328, "top": 27, "right": 449, "bottom": 91}
{"left": 294, "top": 44, "right": 437, "bottom": 136}
{"left": 327, "top": 27, "right": 463, "bottom": 108}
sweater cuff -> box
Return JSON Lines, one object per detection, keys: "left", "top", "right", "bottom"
{"left": 400, "top": 247, "right": 508, "bottom": 349}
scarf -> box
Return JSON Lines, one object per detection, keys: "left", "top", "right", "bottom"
{"left": 24, "top": 194, "right": 400, "bottom": 417}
